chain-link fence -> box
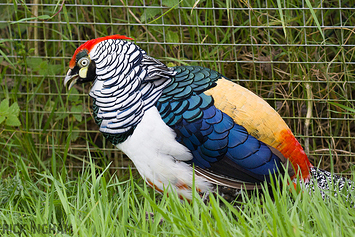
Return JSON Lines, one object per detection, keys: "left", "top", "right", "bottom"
{"left": 1, "top": 0, "right": 354, "bottom": 175}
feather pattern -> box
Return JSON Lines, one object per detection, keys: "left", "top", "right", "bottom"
{"left": 156, "top": 68, "right": 284, "bottom": 184}
{"left": 88, "top": 39, "right": 175, "bottom": 139}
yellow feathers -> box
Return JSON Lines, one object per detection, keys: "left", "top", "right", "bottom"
{"left": 205, "top": 78, "right": 311, "bottom": 179}
{"left": 205, "top": 78, "right": 290, "bottom": 148}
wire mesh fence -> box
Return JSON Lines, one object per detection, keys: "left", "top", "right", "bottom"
{"left": 0, "top": 0, "right": 354, "bottom": 175}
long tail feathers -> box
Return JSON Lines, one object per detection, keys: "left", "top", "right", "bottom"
{"left": 303, "top": 167, "right": 354, "bottom": 202}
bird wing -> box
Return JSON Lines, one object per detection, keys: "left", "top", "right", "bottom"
{"left": 156, "top": 66, "right": 298, "bottom": 188}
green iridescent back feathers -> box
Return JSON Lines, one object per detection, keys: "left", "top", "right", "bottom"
{"left": 157, "top": 66, "right": 224, "bottom": 126}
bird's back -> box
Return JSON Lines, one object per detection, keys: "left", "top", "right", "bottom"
{"left": 156, "top": 65, "right": 312, "bottom": 188}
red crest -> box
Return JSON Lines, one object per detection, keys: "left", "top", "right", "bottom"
{"left": 69, "top": 35, "right": 133, "bottom": 68}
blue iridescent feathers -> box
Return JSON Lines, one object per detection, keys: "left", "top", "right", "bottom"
{"left": 157, "top": 66, "right": 283, "bottom": 183}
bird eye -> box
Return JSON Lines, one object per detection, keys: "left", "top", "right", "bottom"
{"left": 78, "top": 57, "right": 90, "bottom": 67}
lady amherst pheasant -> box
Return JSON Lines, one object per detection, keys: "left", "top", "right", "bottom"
{"left": 64, "top": 35, "right": 353, "bottom": 201}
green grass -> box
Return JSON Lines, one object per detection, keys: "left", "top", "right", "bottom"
{"left": 0, "top": 153, "right": 354, "bottom": 236}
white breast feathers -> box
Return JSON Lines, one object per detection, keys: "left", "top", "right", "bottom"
{"left": 116, "top": 107, "right": 212, "bottom": 199}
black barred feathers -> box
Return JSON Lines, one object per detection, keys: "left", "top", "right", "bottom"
{"left": 89, "top": 39, "right": 175, "bottom": 143}
{"left": 304, "top": 167, "right": 354, "bottom": 201}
